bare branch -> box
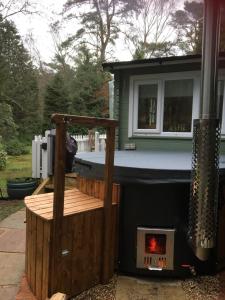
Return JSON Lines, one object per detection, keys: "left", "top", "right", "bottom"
{"left": 0, "top": 0, "right": 38, "bottom": 20}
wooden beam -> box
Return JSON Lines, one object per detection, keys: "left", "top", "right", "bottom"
{"left": 51, "top": 113, "right": 118, "bottom": 128}
{"left": 32, "top": 177, "right": 51, "bottom": 195}
{"left": 50, "top": 121, "right": 67, "bottom": 295}
{"left": 101, "top": 126, "right": 116, "bottom": 283}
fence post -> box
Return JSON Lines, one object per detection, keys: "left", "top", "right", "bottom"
{"left": 32, "top": 136, "right": 37, "bottom": 178}
{"left": 95, "top": 131, "right": 100, "bottom": 152}
{"left": 41, "top": 136, "right": 48, "bottom": 179}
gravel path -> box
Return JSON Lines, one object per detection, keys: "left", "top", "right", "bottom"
{"left": 72, "top": 276, "right": 116, "bottom": 300}
{"left": 71, "top": 273, "right": 223, "bottom": 300}
{"left": 182, "top": 275, "right": 220, "bottom": 300}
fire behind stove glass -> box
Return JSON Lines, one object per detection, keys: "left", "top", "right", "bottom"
{"left": 145, "top": 234, "right": 166, "bottom": 255}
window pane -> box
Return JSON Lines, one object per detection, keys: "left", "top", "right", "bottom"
{"left": 163, "top": 79, "right": 193, "bottom": 132}
{"left": 217, "top": 80, "right": 224, "bottom": 120}
{"left": 138, "top": 84, "right": 158, "bottom": 129}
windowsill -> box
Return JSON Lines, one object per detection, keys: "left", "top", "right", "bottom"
{"left": 130, "top": 132, "right": 192, "bottom": 139}
{"left": 129, "top": 133, "right": 225, "bottom": 140}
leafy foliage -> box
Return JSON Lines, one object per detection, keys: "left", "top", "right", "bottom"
{"left": 0, "top": 102, "right": 17, "bottom": 141}
{"left": 0, "top": 142, "right": 7, "bottom": 170}
{"left": 43, "top": 72, "right": 71, "bottom": 129}
{"left": 70, "top": 46, "right": 107, "bottom": 117}
{"left": 5, "top": 139, "right": 29, "bottom": 156}
{"left": 63, "top": 0, "right": 141, "bottom": 63}
{"left": 43, "top": 46, "right": 109, "bottom": 134}
{"left": 171, "top": 1, "right": 225, "bottom": 55}
{"left": 0, "top": 16, "right": 41, "bottom": 141}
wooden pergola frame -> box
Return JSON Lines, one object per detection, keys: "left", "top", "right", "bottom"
{"left": 50, "top": 113, "right": 118, "bottom": 294}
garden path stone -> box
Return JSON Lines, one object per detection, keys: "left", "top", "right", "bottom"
{"left": 0, "top": 285, "right": 20, "bottom": 300}
{"left": 0, "top": 228, "right": 25, "bottom": 252}
{"left": 0, "top": 252, "right": 25, "bottom": 285}
{"left": 0, "top": 208, "right": 26, "bottom": 300}
{"left": 0, "top": 209, "right": 26, "bottom": 229}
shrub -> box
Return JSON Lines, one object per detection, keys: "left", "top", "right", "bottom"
{"left": 5, "top": 139, "right": 29, "bottom": 156}
{"left": 0, "top": 145, "right": 7, "bottom": 170}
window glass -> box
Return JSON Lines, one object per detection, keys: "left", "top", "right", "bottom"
{"left": 217, "top": 80, "right": 224, "bottom": 121}
{"left": 163, "top": 79, "right": 193, "bottom": 132}
{"left": 138, "top": 84, "right": 158, "bottom": 129}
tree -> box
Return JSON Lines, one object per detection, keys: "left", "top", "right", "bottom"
{"left": 69, "top": 45, "right": 108, "bottom": 119}
{"left": 0, "top": 16, "right": 40, "bottom": 140}
{"left": 125, "top": 0, "right": 176, "bottom": 59}
{"left": 0, "top": 102, "right": 17, "bottom": 141}
{"left": 0, "top": 0, "right": 37, "bottom": 20}
{"left": 63, "top": 0, "right": 140, "bottom": 63}
{"left": 171, "top": 1, "right": 225, "bottom": 55}
{"left": 43, "top": 72, "right": 72, "bottom": 130}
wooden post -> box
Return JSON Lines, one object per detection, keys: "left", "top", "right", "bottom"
{"left": 50, "top": 121, "right": 66, "bottom": 295}
{"left": 101, "top": 126, "right": 115, "bottom": 283}
{"left": 50, "top": 114, "right": 118, "bottom": 290}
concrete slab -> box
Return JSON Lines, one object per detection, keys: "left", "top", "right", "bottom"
{"left": 0, "top": 252, "right": 25, "bottom": 285}
{"left": 0, "top": 228, "right": 25, "bottom": 253}
{"left": 116, "top": 276, "right": 186, "bottom": 300}
{"left": 0, "top": 285, "right": 19, "bottom": 300}
{"left": 0, "top": 210, "right": 26, "bottom": 229}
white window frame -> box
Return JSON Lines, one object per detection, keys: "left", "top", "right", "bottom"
{"left": 133, "top": 79, "right": 162, "bottom": 134}
{"left": 128, "top": 71, "right": 225, "bottom": 138}
{"left": 220, "top": 76, "right": 225, "bottom": 135}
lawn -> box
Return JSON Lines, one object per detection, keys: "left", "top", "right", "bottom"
{"left": 0, "top": 150, "right": 32, "bottom": 220}
{"left": 0, "top": 150, "right": 32, "bottom": 197}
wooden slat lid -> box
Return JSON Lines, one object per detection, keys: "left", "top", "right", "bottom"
{"left": 25, "top": 188, "right": 104, "bottom": 221}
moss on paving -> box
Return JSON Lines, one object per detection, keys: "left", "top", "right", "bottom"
{"left": 0, "top": 200, "right": 25, "bottom": 222}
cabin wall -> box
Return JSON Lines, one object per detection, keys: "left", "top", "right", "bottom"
{"left": 115, "top": 61, "right": 225, "bottom": 153}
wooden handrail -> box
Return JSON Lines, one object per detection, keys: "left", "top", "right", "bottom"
{"left": 50, "top": 114, "right": 118, "bottom": 294}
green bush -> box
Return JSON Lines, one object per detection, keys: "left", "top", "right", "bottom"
{"left": 0, "top": 145, "right": 7, "bottom": 170}
{"left": 5, "top": 139, "right": 29, "bottom": 156}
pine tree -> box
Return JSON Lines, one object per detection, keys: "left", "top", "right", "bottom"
{"left": 0, "top": 16, "right": 40, "bottom": 140}
{"left": 43, "top": 73, "right": 71, "bottom": 129}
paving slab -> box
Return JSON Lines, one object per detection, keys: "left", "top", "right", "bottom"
{"left": 0, "top": 228, "right": 25, "bottom": 253}
{"left": 0, "top": 252, "right": 25, "bottom": 285}
{"left": 0, "top": 210, "right": 26, "bottom": 229}
{"left": 116, "top": 276, "right": 186, "bottom": 300}
{"left": 0, "top": 285, "right": 20, "bottom": 300}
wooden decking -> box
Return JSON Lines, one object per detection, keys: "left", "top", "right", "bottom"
{"left": 25, "top": 189, "right": 109, "bottom": 220}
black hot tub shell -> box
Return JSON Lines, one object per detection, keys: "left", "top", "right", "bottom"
{"left": 75, "top": 150, "right": 225, "bottom": 277}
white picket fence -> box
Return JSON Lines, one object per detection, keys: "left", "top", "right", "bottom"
{"left": 32, "top": 130, "right": 106, "bottom": 179}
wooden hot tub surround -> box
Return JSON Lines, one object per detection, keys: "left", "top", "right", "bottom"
{"left": 25, "top": 114, "right": 118, "bottom": 300}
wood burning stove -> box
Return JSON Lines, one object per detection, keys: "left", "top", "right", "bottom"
{"left": 136, "top": 228, "right": 175, "bottom": 271}
{"left": 75, "top": 151, "right": 225, "bottom": 277}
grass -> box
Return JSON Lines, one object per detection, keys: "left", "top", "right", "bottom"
{"left": 0, "top": 148, "right": 32, "bottom": 221}
{"left": 0, "top": 149, "right": 32, "bottom": 197}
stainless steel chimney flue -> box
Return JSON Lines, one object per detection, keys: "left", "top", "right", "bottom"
{"left": 188, "top": 0, "right": 222, "bottom": 261}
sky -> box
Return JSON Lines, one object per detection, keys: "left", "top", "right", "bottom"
{"left": 8, "top": 0, "right": 188, "bottom": 64}
{"left": 10, "top": 1, "right": 65, "bottom": 63}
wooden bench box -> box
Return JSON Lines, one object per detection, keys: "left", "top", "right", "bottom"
{"left": 25, "top": 179, "right": 120, "bottom": 300}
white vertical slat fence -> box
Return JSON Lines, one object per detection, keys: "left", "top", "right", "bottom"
{"left": 32, "top": 131, "right": 106, "bottom": 179}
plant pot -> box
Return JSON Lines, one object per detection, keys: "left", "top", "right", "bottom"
{"left": 7, "top": 177, "right": 38, "bottom": 200}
